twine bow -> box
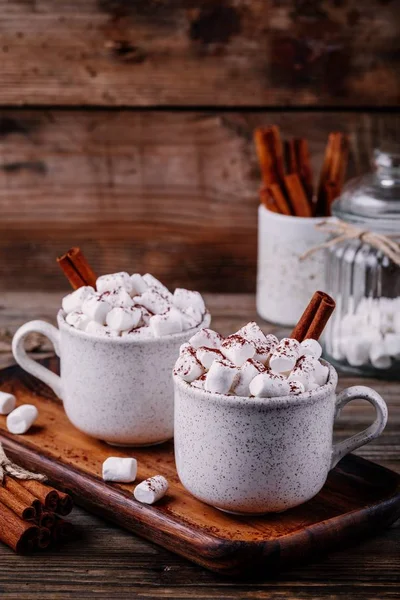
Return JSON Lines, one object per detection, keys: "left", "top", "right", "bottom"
{"left": 0, "top": 442, "right": 47, "bottom": 485}
{"left": 301, "top": 218, "right": 400, "bottom": 267}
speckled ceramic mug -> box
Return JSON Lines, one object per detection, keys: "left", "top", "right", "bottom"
{"left": 12, "top": 311, "right": 210, "bottom": 446}
{"left": 174, "top": 363, "right": 388, "bottom": 514}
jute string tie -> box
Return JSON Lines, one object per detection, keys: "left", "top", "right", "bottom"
{"left": 0, "top": 442, "right": 47, "bottom": 485}
{"left": 301, "top": 218, "right": 400, "bottom": 267}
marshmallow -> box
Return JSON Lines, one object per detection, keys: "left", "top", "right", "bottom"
{"left": 130, "top": 273, "right": 148, "bottom": 296}
{"left": 134, "top": 475, "right": 168, "bottom": 505}
{"left": 287, "top": 356, "right": 317, "bottom": 390}
{"left": 269, "top": 338, "right": 300, "bottom": 373}
{"left": 235, "top": 323, "right": 278, "bottom": 363}
{"left": 174, "top": 349, "right": 205, "bottom": 383}
{"left": 121, "top": 326, "right": 154, "bottom": 340}
{"left": 196, "top": 347, "right": 224, "bottom": 369}
{"left": 101, "top": 287, "right": 134, "bottom": 308}
{"left": 142, "top": 274, "right": 173, "bottom": 300}
{"left": 96, "top": 272, "right": 132, "bottom": 294}
{"left": 102, "top": 457, "right": 137, "bottom": 483}
{"left": 86, "top": 321, "right": 117, "bottom": 337}
{"left": 0, "top": 391, "right": 16, "bottom": 415}
{"left": 384, "top": 333, "right": 400, "bottom": 358}
{"left": 62, "top": 286, "right": 94, "bottom": 314}
{"left": 220, "top": 335, "right": 255, "bottom": 367}
{"left": 233, "top": 358, "right": 265, "bottom": 397}
{"left": 7, "top": 404, "right": 38, "bottom": 434}
{"left": 344, "top": 336, "right": 373, "bottom": 367}
{"left": 312, "top": 360, "right": 329, "bottom": 386}
{"left": 340, "top": 313, "right": 368, "bottom": 336}
{"left": 300, "top": 339, "right": 322, "bottom": 360}
{"left": 249, "top": 371, "right": 290, "bottom": 398}
{"left": 179, "top": 342, "right": 191, "bottom": 355}
{"left": 189, "top": 328, "right": 224, "bottom": 350}
{"left": 393, "top": 311, "right": 400, "bottom": 334}
{"left": 106, "top": 306, "right": 142, "bottom": 333}
{"left": 369, "top": 342, "right": 392, "bottom": 370}
{"left": 82, "top": 294, "right": 112, "bottom": 324}
{"left": 205, "top": 358, "right": 238, "bottom": 394}
{"left": 173, "top": 288, "right": 205, "bottom": 315}
{"left": 180, "top": 306, "right": 203, "bottom": 329}
{"left": 65, "top": 310, "right": 91, "bottom": 331}
{"left": 288, "top": 381, "right": 305, "bottom": 395}
{"left": 133, "top": 290, "right": 170, "bottom": 315}
{"left": 149, "top": 307, "right": 183, "bottom": 337}
{"left": 191, "top": 375, "right": 206, "bottom": 389}
{"left": 139, "top": 307, "right": 153, "bottom": 326}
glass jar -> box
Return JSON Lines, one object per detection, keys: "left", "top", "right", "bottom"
{"left": 324, "top": 148, "right": 400, "bottom": 379}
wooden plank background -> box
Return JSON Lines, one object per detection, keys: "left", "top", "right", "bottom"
{"left": 0, "top": 0, "right": 399, "bottom": 292}
{"left": 0, "top": 0, "right": 398, "bottom": 107}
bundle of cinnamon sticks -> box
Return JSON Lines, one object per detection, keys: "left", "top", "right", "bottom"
{"left": 0, "top": 477, "right": 74, "bottom": 554}
{"left": 254, "top": 126, "right": 349, "bottom": 217}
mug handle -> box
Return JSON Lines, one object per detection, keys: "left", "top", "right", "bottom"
{"left": 12, "top": 320, "right": 63, "bottom": 400}
{"left": 330, "top": 386, "right": 388, "bottom": 469}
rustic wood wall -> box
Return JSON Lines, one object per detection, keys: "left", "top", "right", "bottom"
{"left": 0, "top": 1, "right": 399, "bottom": 293}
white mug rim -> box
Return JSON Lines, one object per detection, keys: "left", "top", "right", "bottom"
{"left": 173, "top": 360, "right": 338, "bottom": 410}
{"left": 57, "top": 309, "right": 211, "bottom": 345}
{"left": 259, "top": 203, "right": 332, "bottom": 226}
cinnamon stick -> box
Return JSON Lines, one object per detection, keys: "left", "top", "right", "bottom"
{"left": 260, "top": 186, "right": 279, "bottom": 213}
{"left": 4, "top": 478, "right": 41, "bottom": 514}
{"left": 0, "top": 500, "right": 39, "bottom": 554}
{"left": 254, "top": 129, "right": 278, "bottom": 186}
{"left": 284, "top": 173, "right": 313, "bottom": 217}
{"left": 38, "top": 511, "right": 56, "bottom": 530}
{"left": 57, "top": 247, "right": 97, "bottom": 290}
{"left": 37, "top": 527, "right": 51, "bottom": 549}
{"left": 0, "top": 485, "right": 36, "bottom": 521}
{"left": 267, "top": 183, "right": 292, "bottom": 216}
{"left": 291, "top": 291, "right": 336, "bottom": 342}
{"left": 56, "top": 491, "right": 74, "bottom": 517}
{"left": 20, "top": 480, "right": 59, "bottom": 512}
{"left": 284, "top": 139, "right": 298, "bottom": 175}
{"left": 52, "top": 517, "right": 75, "bottom": 543}
{"left": 294, "top": 138, "right": 314, "bottom": 204}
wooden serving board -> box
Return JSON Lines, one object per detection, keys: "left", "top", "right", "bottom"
{"left": 0, "top": 357, "right": 399, "bottom": 576}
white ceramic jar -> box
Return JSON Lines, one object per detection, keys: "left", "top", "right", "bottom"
{"left": 257, "top": 205, "right": 329, "bottom": 326}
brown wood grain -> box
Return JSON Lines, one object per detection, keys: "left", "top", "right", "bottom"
{"left": 0, "top": 110, "right": 399, "bottom": 292}
{"left": 0, "top": 293, "right": 398, "bottom": 597}
{"left": 0, "top": 1, "right": 398, "bottom": 107}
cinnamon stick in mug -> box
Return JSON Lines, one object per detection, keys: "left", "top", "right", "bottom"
{"left": 57, "top": 247, "right": 97, "bottom": 290}
{"left": 284, "top": 173, "right": 313, "bottom": 217}
{"left": 291, "top": 291, "right": 336, "bottom": 342}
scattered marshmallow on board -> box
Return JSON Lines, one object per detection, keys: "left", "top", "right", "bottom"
{"left": 134, "top": 476, "right": 169, "bottom": 505}
{"left": 102, "top": 457, "right": 137, "bottom": 483}
{"left": 6, "top": 404, "right": 38, "bottom": 434}
{"left": 0, "top": 391, "right": 16, "bottom": 415}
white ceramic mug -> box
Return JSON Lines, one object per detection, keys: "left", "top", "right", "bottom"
{"left": 12, "top": 310, "right": 210, "bottom": 446}
{"left": 257, "top": 205, "right": 330, "bottom": 326}
{"left": 173, "top": 364, "right": 388, "bottom": 514}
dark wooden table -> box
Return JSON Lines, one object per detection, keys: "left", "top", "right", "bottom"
{"left": 0, "top": 293, "right": 398, "bottom": 599}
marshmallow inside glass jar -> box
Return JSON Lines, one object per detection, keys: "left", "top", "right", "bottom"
{"left": 61, "top": 272, "right": 209, "bottom": 340}
{"left": 174, "top": 322, "right": 329, "bottom": 398}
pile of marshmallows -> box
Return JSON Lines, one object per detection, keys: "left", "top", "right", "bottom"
{"left": 61, "top": 272, "right": 207, "bottom": 338}
{"left": 331, "top": 297, "right": 400, "bottom": 369}
{"left": 174, "top": 322, "right": 329, "bottom": 397}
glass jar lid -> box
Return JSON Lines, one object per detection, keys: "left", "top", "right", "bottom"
{"left": 332, "top": 147, "right": 400, "bottom": 234}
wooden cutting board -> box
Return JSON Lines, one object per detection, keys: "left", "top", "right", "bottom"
{"left": 0, "top": 357, "right": 399, "bottom": 576}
